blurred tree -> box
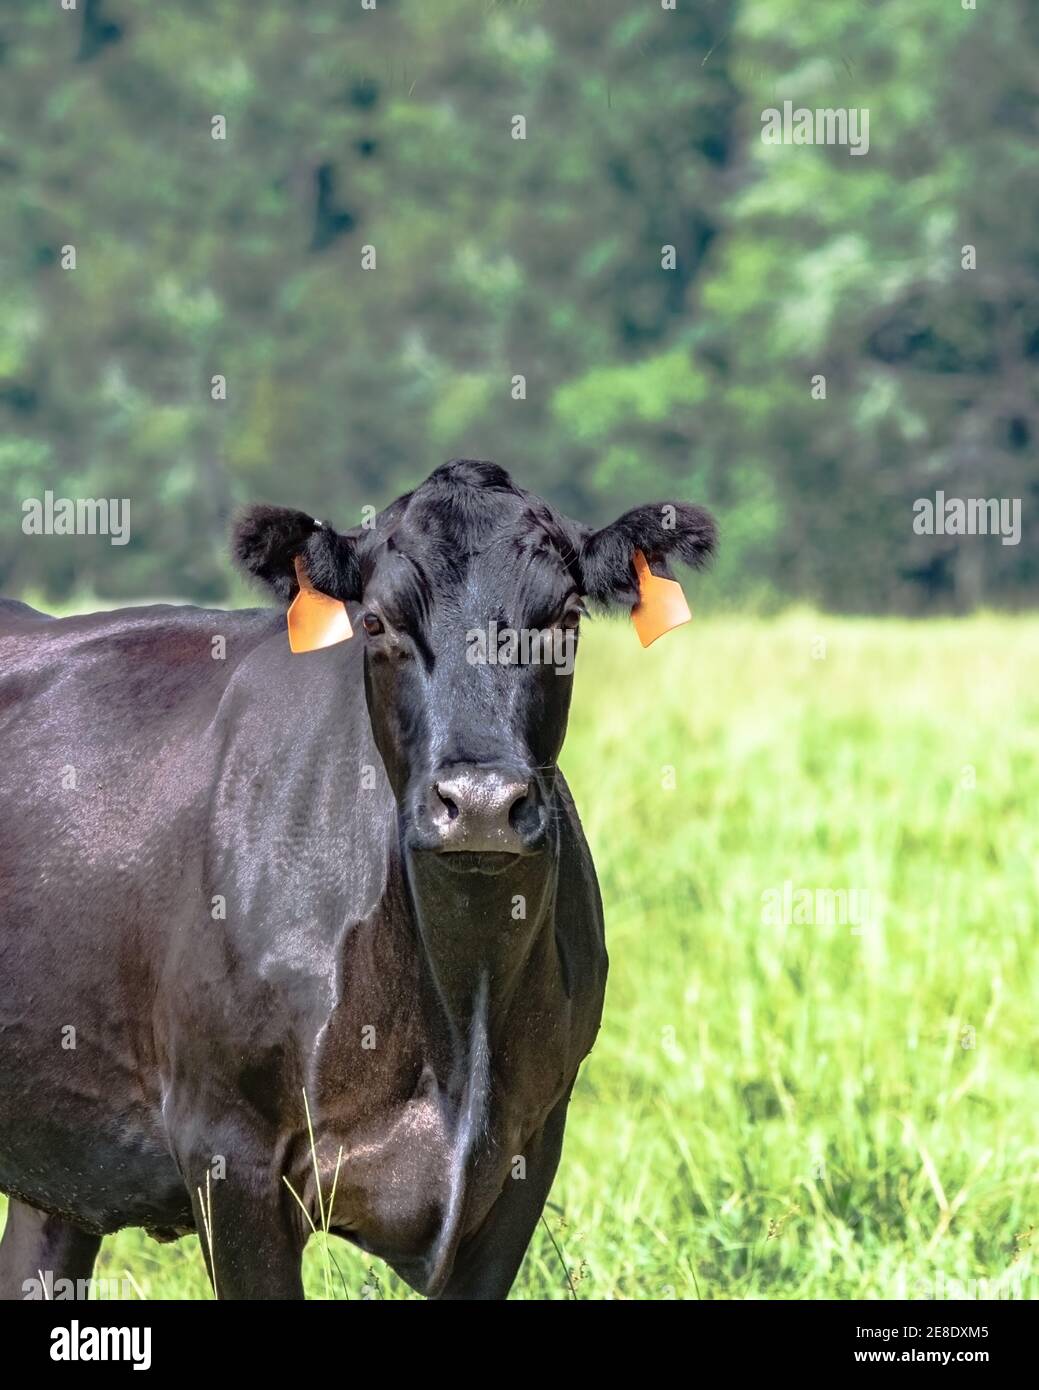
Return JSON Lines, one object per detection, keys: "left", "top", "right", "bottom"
{"left": 0, "top": 0, "right": 1034, "bottom": 610}
{"left": 692, "top": 0, "right": 1039, "bottom": 611}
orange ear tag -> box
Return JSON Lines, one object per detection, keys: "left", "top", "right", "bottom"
{"left": 631, "top": 548, "right": 691, "bottom": 648}
{"left": 286, "top": 554, "right": 353, "bottom": 653}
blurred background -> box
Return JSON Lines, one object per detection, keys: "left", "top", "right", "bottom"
{"left": 1, "top": 0, "right": 1036, "bottom": 611}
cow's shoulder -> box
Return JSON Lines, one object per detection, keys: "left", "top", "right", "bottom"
{"left": 0, "top": 601, "right": 285, "bottom": 728}
{"left": 0, "top": 596, "right": 54, "bottom": 625}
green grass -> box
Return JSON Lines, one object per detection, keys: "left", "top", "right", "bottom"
{"left": 4, "top": 612, "right": 1039, "bottom": 1299}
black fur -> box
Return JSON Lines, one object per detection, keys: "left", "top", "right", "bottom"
{"left": 580, "top": 501, "right": 718, "bottom": 607}
{"left": 231, "top": 504, "right": 362, "bottom": 603}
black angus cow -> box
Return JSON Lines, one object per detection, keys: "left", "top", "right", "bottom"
{"left": 0, "top": 460, "right": 715, "bottom": 1299}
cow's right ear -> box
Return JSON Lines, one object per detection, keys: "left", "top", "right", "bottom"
{"left": 231, "top": 505, "right": 362, "bottom": 604}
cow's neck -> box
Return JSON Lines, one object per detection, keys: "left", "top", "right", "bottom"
{"left": 403, "top": 842, "right": 559, "bottom": 1064}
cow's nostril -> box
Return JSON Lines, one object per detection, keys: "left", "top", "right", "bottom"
{"left": 435, "top": 784, "right": 460, "bottom": 821}
{"left": 507, "top": 783, "right": 534, "bottom": 827}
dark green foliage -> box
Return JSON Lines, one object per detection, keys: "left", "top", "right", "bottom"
{"left": 0, "top": 0, "right": 1034, "bottom": 609}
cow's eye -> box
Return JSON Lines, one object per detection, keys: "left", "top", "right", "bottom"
{"left": 362, "top": 613, "right": 385, "bottom": 637}
{"left": 560, "top": 603, "right": 586, "bottom": 630}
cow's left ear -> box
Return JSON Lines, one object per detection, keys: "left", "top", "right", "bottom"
{"left": 579, "top": 501, "right": 717, "bottom": 608}
{"left": 231, "top": 505, "right": 363, "bottom": 604}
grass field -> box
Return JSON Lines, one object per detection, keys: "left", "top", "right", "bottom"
{"left": 4, "top": 612, "right": 1038, "bottom": 1299}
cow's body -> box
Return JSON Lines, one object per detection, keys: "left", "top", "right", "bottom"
{"left": 0, "top": 460, "right": 715, "bottom": 1299}
{"left": 0, "top": 594, "right": 607, "bottom": 1297}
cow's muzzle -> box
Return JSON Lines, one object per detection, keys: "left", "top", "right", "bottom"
{"left": 419, "top": 763, "right": 546, "bottom": 858}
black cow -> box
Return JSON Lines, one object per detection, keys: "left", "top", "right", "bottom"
{"left": 0, "top": 460, "right": 715, "bottom": 1299}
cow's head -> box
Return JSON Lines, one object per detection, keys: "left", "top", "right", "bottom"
{"left": 233, "top": 460, "right": 715, "bottom": 877}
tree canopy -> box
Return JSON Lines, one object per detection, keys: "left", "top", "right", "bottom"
{"left": 1, "top": 0, "right": 1035, "bottom": 609}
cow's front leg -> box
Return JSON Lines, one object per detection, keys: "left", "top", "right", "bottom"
{"left": 0, "top": 1199, "right": 102, "bottom": 1300}
{"left": 435, "top": 1089, "right": 572, "bottom": 1301}
{"left": 181, "top": 1142, "right": 308, "bottom": 1300}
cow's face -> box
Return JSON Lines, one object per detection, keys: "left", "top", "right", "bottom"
{"left": 234, "top": 460, "right": 715, "bottom": 876}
